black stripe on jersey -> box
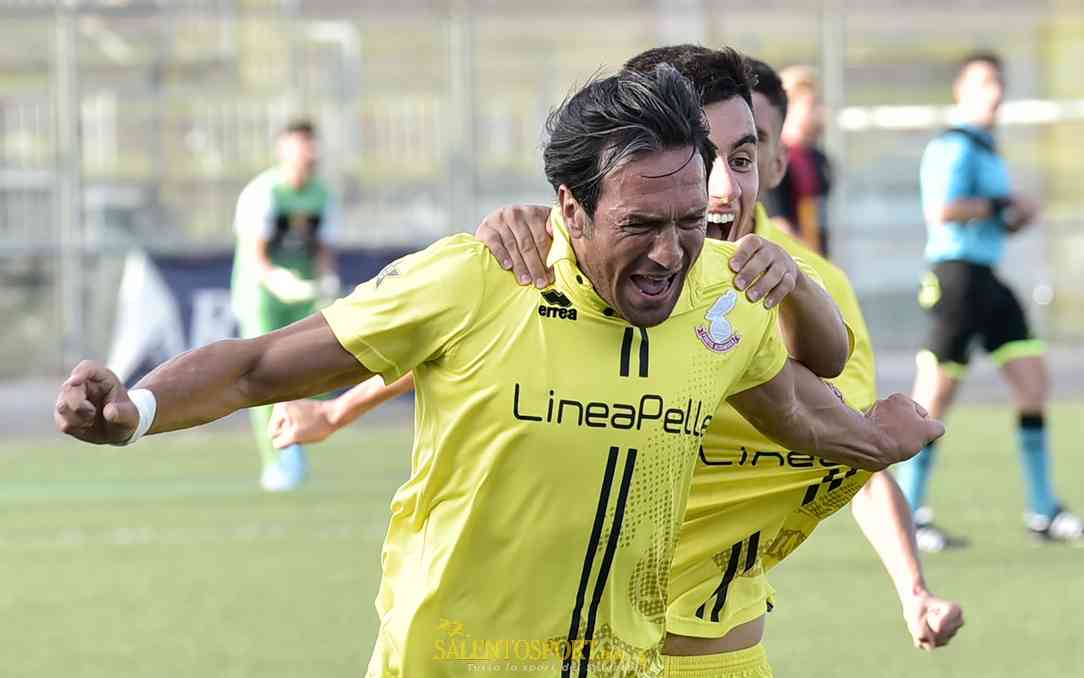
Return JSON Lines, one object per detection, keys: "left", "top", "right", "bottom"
{"left": 696, "top": 541, "right": 742, "bottom": 622}
{"left": 802, "top": 467, "right": 860, "bottom": 506}
{"left": 638, "top": 328, "right": 650, "bottom": 378}
{"left": 830, "top": 467, "right": 859, "bottom": 491}
{"left": 577, "top": 449, "right": 637, "bottom": 678}
{"left": 744, "top": 531, "right": 760, "bottom": 572}
{"left": 696, "top": 530, "right": 762, "bottom": 623}
{"left": 562, "top": 447, "right": 620, "bottom": 678}
{"left": 619, "top": 328, "right": 634, "bottom": 377}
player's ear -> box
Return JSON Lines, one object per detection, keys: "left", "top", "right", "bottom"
{"left": 558, "top": 185, "right": 590, "bottom": 239}
{"left": 770, "top": 143, "right": 788, "bottom": 189}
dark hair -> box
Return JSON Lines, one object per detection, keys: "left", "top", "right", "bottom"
{"left": 745, "top": 56, "right": 788, "bottom": 125}
{"left": 958, "top": 51, "right": 1003, "bottom": 76}
{"left": 543, "top": 63, "right": 716, "bottom": 218}
{"left": 623, "top": 44, "right": 753, "bottom": 109}
{"left": 282, "top": 118, "right": 316, "bottom": 138}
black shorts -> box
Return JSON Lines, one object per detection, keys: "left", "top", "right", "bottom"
{"left": 919, "top": 260, "right": 1036, "bottom": 367}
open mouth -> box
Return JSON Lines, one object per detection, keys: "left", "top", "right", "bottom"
{"left": 629, "top": 273, "right": 677, "bottom": 298}
{"left": 706, "top": 212, "right": 735, "bottom": 227}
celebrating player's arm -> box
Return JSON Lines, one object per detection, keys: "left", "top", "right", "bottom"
{"left": 726, "top": 363, "right": 940, "bottom": 472}
{"left": 269, "top": 373, "right": 414, "bottom": 448}
{"left": 54, "top": 314, "right": 369, "bottom": 446}
{"left": 727, "top": 231, "right": 848, "bottom": 376}
{"left": 476, "top": 204, "right": 849, "bottom": 378}
{"left": 851, "top": 472, "right": 964, "bottom": 650}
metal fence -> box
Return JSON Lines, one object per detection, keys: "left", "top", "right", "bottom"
{"left": 1, "top": 0, "right": 1083, "bottom": 378}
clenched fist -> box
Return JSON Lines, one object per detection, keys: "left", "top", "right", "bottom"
{"left": 865, "top": 394, "right": 946, "bottom": 469}
{"left": 54, "top": 361, "right": 139, "bottom": 445}
{"left": 904, "top": 591, "right": 965, "bottom": 651}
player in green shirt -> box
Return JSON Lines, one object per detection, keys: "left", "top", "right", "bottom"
{"left": 230, "top": 119, "right": 341, "bottom": 491}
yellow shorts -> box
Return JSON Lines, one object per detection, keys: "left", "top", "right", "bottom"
{"left": 663, "top": 643, "right": 773, "bottom": 678}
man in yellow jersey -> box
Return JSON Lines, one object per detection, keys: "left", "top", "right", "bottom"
{"left": 270, "top": 48, "right": 961, "bottom": 677}
{"left": 57, "top": 65, "right": 943, "bottom": 678}
{"left": 272, "top": 48, "right": 964, "bottom": 677}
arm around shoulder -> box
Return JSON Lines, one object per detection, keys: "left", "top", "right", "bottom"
{"left": 727, "top": 359, "right": 944, "bottom": 471}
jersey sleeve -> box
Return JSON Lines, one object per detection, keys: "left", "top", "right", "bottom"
{"left": 233, "top": 178, "right": 275, "bottom": 241}
{"left": 794, "top": 257, "right": 825, "bottom": 290}
{"left": 793, "top": 257, "right": 856, "bottom": 361}
{"left": 921, "top": 135, "right": 975, "bottom": 207}
{"left": 321, "top": 234, "right": 486, "bottom": 382}
{"left": 727, "top": 305, "right": 789, "bottom": 396}
{"left": 828, "top": 282, "right": 878, "bottom": 411}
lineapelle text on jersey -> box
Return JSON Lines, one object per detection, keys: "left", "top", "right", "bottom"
{"left": 512, "top": 383, "right": 712, "bottom": 437}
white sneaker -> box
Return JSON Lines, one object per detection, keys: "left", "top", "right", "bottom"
{"left": 1027, "top": 506, "right": 1084, "bottom": 542}
{"left": 913, "top": 507, "right": 968, "bottom": 553}
{"left": 915, "top": 524, "right": 948, "bottom": 553}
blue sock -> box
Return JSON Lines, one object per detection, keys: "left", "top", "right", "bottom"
{"left": 1018, "top": 413, "right": 1057, "bottom": 518}
{"left": 278, "top": 444, "right": 308, "bottom": 481}
{"left": 895, "top": 443, "right": 936, "bottom": 514}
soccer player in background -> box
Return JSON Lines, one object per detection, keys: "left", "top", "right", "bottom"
{"left": 761, "top": 65, "right": 833, "bottom": 257}
{"left": 270, "top": 48, "right": 963, "bottom": 676}
{"left": 56, "top": 65, "right": 943, "bottom": 678}
{"left": 230, "top": 118, "right": 341, "bottom": 491}
{"left": 896, "top": 52, "right": 1083, "bottom": 551}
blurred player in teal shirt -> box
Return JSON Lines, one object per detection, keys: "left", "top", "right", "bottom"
{"left": 231, "top": 119, "right": 340, "bottom": 491}
{"left": 900, "top": 52, "right": 1081, "bottom": 549}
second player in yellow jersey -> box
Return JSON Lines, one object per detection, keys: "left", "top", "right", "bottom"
{"left": 666, "top": 204, "right": 877, "bottom": 640}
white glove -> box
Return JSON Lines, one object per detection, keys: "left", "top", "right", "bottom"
{"left": 262, "top": 267, "right": 318, "bottom": 304}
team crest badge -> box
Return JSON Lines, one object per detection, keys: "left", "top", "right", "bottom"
{"left": 375, "top": 263, "right": 400, "bottom": 288}
{"left": 695, "top": 291, "right": 741, "bottom": 352}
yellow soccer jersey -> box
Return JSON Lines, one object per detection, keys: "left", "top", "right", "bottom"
{"left": 757, "top": 204, "right": 876, "bottom": 412}
{"left": 323, "top": 212, "right": 789, "bottom": 678}
{"left": 665, "top": 203, "right": 878, "bottom": 639}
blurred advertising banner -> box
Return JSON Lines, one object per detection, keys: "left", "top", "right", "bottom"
{"left": 107, "top": 248, "right": 412, "bottom": 385}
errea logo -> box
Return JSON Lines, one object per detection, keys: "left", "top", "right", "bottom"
{"left": 539, "top": 289, "right": 577, "bottom": 320}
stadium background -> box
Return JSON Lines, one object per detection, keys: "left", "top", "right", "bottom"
{"left": 2, "top": 0, "right": 1084, "bottom": 376}
{"left": 1, "top": 2, "right": 1082, "bottom": 677}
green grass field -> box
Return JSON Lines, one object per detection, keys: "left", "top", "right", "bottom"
{"left": 2, "top": 403, "right": 1082, "bottom": 677}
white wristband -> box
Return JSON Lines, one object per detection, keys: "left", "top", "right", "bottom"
{"left": 114, "top": 388, "right": 158, "bottom": 447}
